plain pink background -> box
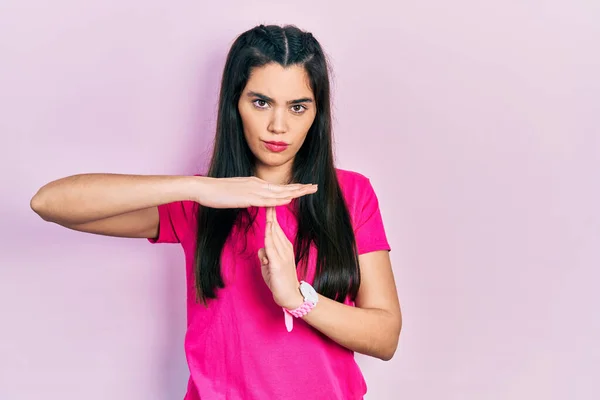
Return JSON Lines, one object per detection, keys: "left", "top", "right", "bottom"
{"left": 1, "top": 1, "right": 599, "bottom": 399}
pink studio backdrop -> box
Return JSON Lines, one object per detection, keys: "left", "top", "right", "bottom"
{"left": 1, "top": 1, "right": 599, "bottom": 399}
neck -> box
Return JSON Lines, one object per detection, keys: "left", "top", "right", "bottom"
{"left": 254, "top": 160, "right": 294, "bottom": 185}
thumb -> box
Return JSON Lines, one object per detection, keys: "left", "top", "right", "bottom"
{"left": 258, "top": 248, "right": 268, "bottom": 265}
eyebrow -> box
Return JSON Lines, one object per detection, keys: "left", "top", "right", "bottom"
{"left": 246, "top": 91, "right": 314, "bottom": 105}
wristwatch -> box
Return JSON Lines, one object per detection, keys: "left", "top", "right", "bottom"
{"left": 283, "top": 281, "right": 319, "bottom": 332}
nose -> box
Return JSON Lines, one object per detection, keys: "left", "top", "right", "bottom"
{"left": 267, "top": 108, "right": 288, "bottom": 134}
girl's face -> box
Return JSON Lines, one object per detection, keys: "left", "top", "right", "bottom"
{"left": 238, "top": 63, "right": 317, "bottom": 181}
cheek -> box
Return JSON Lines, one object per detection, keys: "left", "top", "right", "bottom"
{"left": 305, "top": 114, "right": 316, "bottom": 130}
{"left": 296, "top": 114, "right": 316, "bottom": 138}
{"left": 239, "top": 107, "right": 260, "bottom": 139}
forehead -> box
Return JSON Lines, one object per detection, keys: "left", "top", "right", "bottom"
{"left": 245, "top": 63, "right": 314, "bottom": 100}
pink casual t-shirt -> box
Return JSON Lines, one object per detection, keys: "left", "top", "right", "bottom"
{"left": 148, "top": 168, "right": 391, "bottom": 400}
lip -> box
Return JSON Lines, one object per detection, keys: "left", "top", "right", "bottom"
{"left": 264, "top": 140, "right": 288, "bottom": 146}
{"left": 263, "top": 140, "right": 289, "bottom": 153}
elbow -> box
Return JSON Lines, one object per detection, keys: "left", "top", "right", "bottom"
{"left": 30, "top": 192, "right": 42, "bottom": 214}
{"left": 377, "top": 336, "right": 399, "bottom": 361}
{"left": 377, "top": 317, "right": 402, "bottom": 361}
{"left": 30, "top": 190, "right": 50, "bottom": 221}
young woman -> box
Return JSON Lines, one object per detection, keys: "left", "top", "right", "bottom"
{"left": 31, "top": 24, "right": 402, "bottom": 400}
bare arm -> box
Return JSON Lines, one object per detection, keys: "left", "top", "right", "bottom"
{"left": 30, "top": 174, "right": 199, "bottom": 238}
{"left": 262, "top": 207, "right": 401, "bottom": 360}
{"left": 297, "top": 251, "right": 402, "bottom": 360}
{"left": 30, "top": 174, "right": 318, "bottom": 239}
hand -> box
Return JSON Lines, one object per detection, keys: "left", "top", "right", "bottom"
{"left": 258, "top": 207, "right": 304, "bottom": 309}
{"left": 193, "top": 176, "right": 317, "bottom": 209}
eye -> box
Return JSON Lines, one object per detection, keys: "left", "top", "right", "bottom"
{"left": 252, "top": 99, "right": 269, "bottom": 109}
{"left": 291, "top": 105, "right": 307, "bottom": 114}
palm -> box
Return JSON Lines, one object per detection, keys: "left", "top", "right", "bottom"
{"left": 196, "top": 177, "right": 317, "bottom": 209}
{"left": 257, "top": 207, "right": 302, "bottom": 309}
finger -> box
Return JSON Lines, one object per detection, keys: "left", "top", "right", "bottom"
{"left": 264, "top": 209, "right": 281, "bottom": 259}
{"left": 256, "top": 186, "right": 316, "bottom": 206}
{"left": 270, "top": 208, "right": 283, "bottom": 248}
{"left": 264, "top": 190, "right": 300, "bottom": 200}
{"left": 286, "top": 186, "right": 318, "bottom": 198}
{"left": 266, "top": 208, "right": 286, "bottom": 259}
{"left": 254, "top": 197, "right": 293, "bottom": 207}
{"left": 258, "top": 189, "right": 314, "bottom": 205}
{"left": 258, "top": 248, "right": 268, "bottom": 265}
{"left": 270, "top": 206, "right": 279, "bottom": 230}
{"left": 273, "top": 211, "right": 293, "bottom": 250}
{"left": 264, "top": 221, "right": 278, "bottom": 261}
{"left": 264, "top": 183, "right": 315, "bottom": 193}
{"left": 272, "top": 217, "right": 290, "bottom": 252}
{"left": 287, "top": 185, "right": 318, "bottom": 194}
{"left": 263, "top": 184, "right": 317, "bottom": 197}
{"left": 270, "top": 208, "right": 290, "bottom": 256}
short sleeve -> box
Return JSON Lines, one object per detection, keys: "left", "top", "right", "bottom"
{"left": 147, "top": 200, "right": 197, "bottom": 244}
{"left": 354, "top": 179, "right": 391, "bottom": 255}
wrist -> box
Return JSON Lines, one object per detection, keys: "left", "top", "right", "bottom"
{"left": 280, "top": 292, "right": 305, "bottom": 310}
{"left": 281, "top": 281, "right": 319, "bottom": 331}
{"left": 186, "top": 175, "right": 212, "bottom": 203}
{"left": 281, "top": 281, "right": 319, "bottom": 311}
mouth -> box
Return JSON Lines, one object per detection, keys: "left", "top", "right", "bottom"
{"left": 263, "top": 140, "right": 289, "bottom": 153}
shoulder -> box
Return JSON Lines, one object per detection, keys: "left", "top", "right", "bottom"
{"left": 335, "top": 167, "right": 370, "bottom": 185}
{"left": 335, "top": 168, "right": 373, "bottom": 195}
{"left": 335, "top": 169, "right": 391, "bottom": 253}
{"left": 334, "top": 168, "right": 380, "bottom": 215}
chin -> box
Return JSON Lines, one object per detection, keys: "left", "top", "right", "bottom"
{"left": 257, "top": 155, "right": 292, "bottom": 167}
{"left": 261, "top": 159, "right": 287, "bottom": 167}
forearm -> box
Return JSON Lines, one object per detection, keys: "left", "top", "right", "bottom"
{"left": 30, "top": 173, "right": 198, "bottom": 225}
{"left": 300, "top": 294, "right": 401, "bottom": 361}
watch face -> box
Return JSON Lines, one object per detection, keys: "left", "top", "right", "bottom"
{"left": 299, "top": 281, "right": 319, "bottom": 304}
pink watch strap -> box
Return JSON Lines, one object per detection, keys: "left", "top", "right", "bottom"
{"left": 282, "top": 301, "right": 316, "bottom": 332}
{"left": 285, "top": 301, "right": 316, "bottom": 318}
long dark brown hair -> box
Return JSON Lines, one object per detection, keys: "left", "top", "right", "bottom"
{"left": 194, "top": 24, "right": 360, "bottom": 305}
